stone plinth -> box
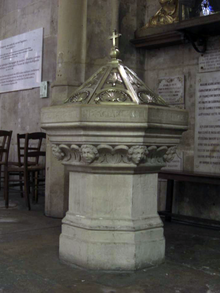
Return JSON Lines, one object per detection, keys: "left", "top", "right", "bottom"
{"left": 60, "top": 172, "right": 164, "bottom": 270}
{"left": 41, "top": 103, "right": 188, "bottom": 270}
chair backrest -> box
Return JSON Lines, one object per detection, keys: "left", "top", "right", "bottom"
{"left": 0, "top": 130, "right": 12, "bottom": 166}
{"left": 23, "top": 132, "right": 46, "bottom": 167}
{"left": 17, "top": 132, "right": 46, "bottom": 166}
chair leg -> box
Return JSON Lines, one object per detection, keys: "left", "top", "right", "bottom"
{"left": 24, "top": 171, "right": 31, "bottom": 211}
{"left": 34, "top": 171, "right": 39, "bottom": 204}
{"left": 4, "top": 169, "right": 9, "bottom": 208}
{"left": 31, "top": 172, "right": 35, "bottom": 203}
{"left": 0, "top": 165, "right": 2, "bottom": 191}
{"left": 19, "top": 173, "right": 23, "bottom": 197}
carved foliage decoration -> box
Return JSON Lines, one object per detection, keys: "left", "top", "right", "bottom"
{"left": 84, "top": 66, "right": 106, "bottom": 89}
{"left": 97, "top": 145, "right": 129, "bottom": 164}
{"left": 124, "top": 66, "right": 168, "bottom": 107}
{"left": 51, "top": 143, "right": 177, "bottom": 166}
{"left": 138, "top": 91, "right": 154, "bottom": 104}
{"left": 51, "top": 144, "right": 65, "bottom": 161}
{"left": 51, "top": 144, "right": 72, "bottom": 161}
{"left": 67, "top": 91, "right": 90, "bottom": 104}
{"left": 64, "top": 67, "right": 107, "bottom": 104}
{"left": 124, "top": 67, "right": 142, "bottom": 89}
{"left": 163, "top": 146, "right": 177, "bottom": 162}
{"left": 95, "top": 90, "right": 131, "bottom": 104}
{"left": 105, "top": 69, "right": 123, "bottom": 87}
{"left": 138, "top": 91, "right": 168, "bottom": 106}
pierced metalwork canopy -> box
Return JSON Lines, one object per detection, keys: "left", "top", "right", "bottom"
{"left": 65, "top": 31, "right": 168, "bottom": 107}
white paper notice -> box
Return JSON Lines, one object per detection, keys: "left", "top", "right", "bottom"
{"left": 194, "top": 72, "right": 220, "bottom": 174}
{"left": 0, "top": 28, "right": 43, "bottom": 93}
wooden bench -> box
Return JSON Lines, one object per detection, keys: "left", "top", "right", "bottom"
{"left": 158, "top": 170, "right": 220, "bottom": 229}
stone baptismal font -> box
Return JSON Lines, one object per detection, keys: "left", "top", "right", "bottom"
{"left": 41, "top": 31, "right": 188, "bottom": 270}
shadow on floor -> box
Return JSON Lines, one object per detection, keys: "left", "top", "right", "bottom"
{"left": 0, "top": 191, "right": 220, "bottom": 293}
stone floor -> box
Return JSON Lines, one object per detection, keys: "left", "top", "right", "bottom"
{"left": 0, "top": 191, "right": 220, "bottom": 293}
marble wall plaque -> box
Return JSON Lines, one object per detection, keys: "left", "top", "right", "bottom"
{"left": 158, "top": 76, "right": 185, "bottom": 105}
{"left": 194, "top": 72, "right": 220, "bottom": 174}
{"left": 199, "top": 37, "right": 220, "bottom": 73}
{"left": 0, "top": 28, "right": 43, "bottom": 93}
{"left": 157, "top": 76, "right": 185, "bottom": 171}
{"left": 162, "top": 151, "right": 183, "bottom": 171}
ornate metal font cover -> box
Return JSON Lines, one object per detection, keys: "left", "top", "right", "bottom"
{"left": 65, "top": 30, "right": 168, "bottom": 107}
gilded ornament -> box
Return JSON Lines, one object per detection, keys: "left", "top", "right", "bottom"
{"left": 145, "top": 0, "right": 179, "bottom": 28}
{"left": 106, "top": 69, "right": 123, "bottom": 87}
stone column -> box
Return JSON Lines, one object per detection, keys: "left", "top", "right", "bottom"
{"left": 52, "top": 0, "right": 87, "bottom": 104}
{"left": 45, "top": 0, "right": 87, "bottom": 218}
{"left": 111, "top": 0, "right": 120, "bottom": 31}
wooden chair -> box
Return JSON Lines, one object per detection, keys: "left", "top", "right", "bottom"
{"left": 4, "top": 132, "right": 46, "bottom": 210}
{"left": 5, "top": 134, "right": 26, "bottom": 197}
{"left": 0, "top": 131, "right": 12, "bottom": 195}
{"left": 15, "top": 133, "right": 44, "bottom": 199}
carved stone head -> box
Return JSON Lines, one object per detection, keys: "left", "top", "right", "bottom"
{"left": 80, "top": 145, "right": 99, "bottom": 164}
{"left": 51, "top": 144, "right": 65, "bottom": 161}
{"left": 128, "top": 146, "right": 147, "bottom": 164}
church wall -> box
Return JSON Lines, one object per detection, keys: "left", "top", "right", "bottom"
{"left": 0, "top": 0, "right": 149, "bottom": 218}
{"left": 1, "top": 0, "right": 218, "bottom": 221}
{"left": 145, "top": 0, "right": 220, "bottom": 221}
{"left": 85, "top": 0, "right": 147, "bottom": 80}
{"left": 0, "top": 0, "right": 58, "bottom": 161}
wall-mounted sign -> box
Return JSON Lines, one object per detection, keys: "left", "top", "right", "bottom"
{"left": 199, "top": 37, "right": 220, "bottom": 73}
{"left": 158, "top": 76, "right": 185, "bottom": 106}
{"left": 194, "top": 72, "right": 220, "bottom": 174}
{"left": 158, "top": 76, "right": 185, "bottom": 171}
{"left": 40, "top": 81, "right": 48, "bottom": 98}
{"left": 0, "top": 28, "right": 43, "bottom": 93}
{"left": 162, "top": 151, "right": 183, "bottom": 171}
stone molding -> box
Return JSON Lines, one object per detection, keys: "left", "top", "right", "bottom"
{"left": 63, "top": 212, "right": 163, "bottom": 231}
{"left": 51, "top": 143, "right": 177, "bottom": 166}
